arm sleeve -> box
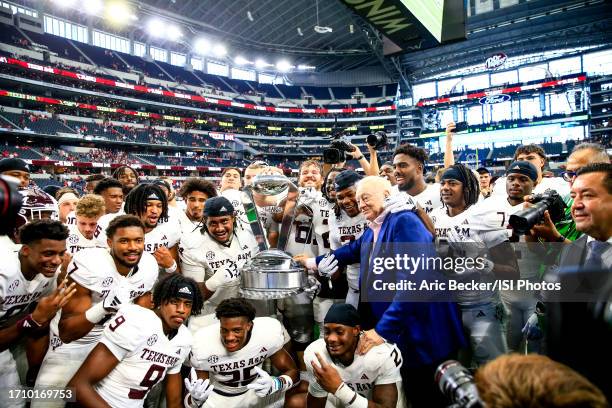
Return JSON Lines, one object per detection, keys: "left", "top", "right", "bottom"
{"left": 315, "top": 231, "right": 366, "bottom": 267}
{"left": 67, "top": 254, "right": 98, "bottom": 290}
{"left": 372, "top": 345, "right": 402, "bottom": 385}
{"left": 303, "top": 349, "right": 329, "bottom": 398}
{"left": 99, "top": 307, "right": 148, "bottom": 361}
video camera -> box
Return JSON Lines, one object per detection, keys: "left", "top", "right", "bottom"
{"left": 508, "top": 189, "right": 566, "bottom": 235}
{"left": 366, "top": 131, "right": 388, "bottom": 150}
{"left": 322, "top": 131, "right": 355, "bottom": 164}
{"left": 435, "top": 360, "right": 484, "bottom": 408}
{"left": 0, "top": 175, "right": 23, "bottom": 236}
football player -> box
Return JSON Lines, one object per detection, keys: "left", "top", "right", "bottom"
{"left": 13, "top": 187, "right": 58, "bottom": 244}
{"left": 179, "top": 197, "right": 258, "bottom": 332}
{"left": 112, "top": 165, "right": 139, "bottom": 195}
{"left": 189, "top": 298, "right": 298, "bottom": 408}
{"left": 0, "top": 220, "right": 75, "bottom": 408}
{"left": 304, "top": 304, "right": 403, "bottom": 408}
{"left": 177, "top": 178, "right": 217, "bottom": 236}
{"left": 379, "top": 162, "right": 396, "bottom": 186}
{"left": 328, "top": 171, "right": 367, "bottom": 308}
{"left": 32, "top": 215, "right": 158, "bottom": 406}
{"left": 56, "top": 188, "right": 79, "bottom": 225}
{"left": 84, "top": 174, "right": 105, "bottom": 195}
{"left": 93, "top": 177, "right": 125, "bottom": 216}
{"left": 68, "top": 274, "right": 203, "bottom": 408}
{"left": 430, "top": 164, "right": 516, "bottom": 367}
{"left": 123, "top": 184, "right": 181, "bottom": 274}
{"left": 65, "top": 195, "right": 105, "bottom": 254}
{"left": 392, "top": 144, "right": 442, "bottom": 215}
{"left": 0, "top": 157, "right": 31, "bottom": 188}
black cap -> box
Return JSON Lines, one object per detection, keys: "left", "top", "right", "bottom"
{"left": 506, "top": 161, "right": 538, "bottom": 182}
{"left": 0, "top": 158, "right": 29, "bottom": 173}
{"left": 324, "top": 303, "right": 360, "bottom": 327}
{"left": 334, "top": 170, "right": 362, "bottom": 192}
{"left": 476, "top": 167, "right": 490, "bottom": 174}
{"left": 204, "top": 196, "right": 235, "bottom": 217}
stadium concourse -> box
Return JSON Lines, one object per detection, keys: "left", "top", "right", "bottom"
{"left": 0, "top": 0, "right": 611, "bottom": 407}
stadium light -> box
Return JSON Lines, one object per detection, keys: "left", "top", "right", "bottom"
{"left": 255, "top": 59, "right": 269, "bottom": 69}
{"left": 276, "top": 59, "right": 292, "bottom": 72}
{"left": 106, "top": 1, "right": 132, "bottom": 25}
{"left": 167, "top": 25, "right": 182, "bottom": 41}
{"left": 297, "top": 64, "right": 315, "bottom": 70}
{"left": 84, "top": 0, "right": 104, "bottom": 15}
{"left": 52, "top": 0, "right": 77, "bottom": 7}
{"left": 235, "top": 56, "right": 250, "bottom": 66}
{"left": 147, "top": 19, "right": 165, "bottom": 37}
{"left": 194, "top": 38, "right": 210, "bottom": 55}
{"left": 212, "top": 44, "right": 227, "bottom": 57}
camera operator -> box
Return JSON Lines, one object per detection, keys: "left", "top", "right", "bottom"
{"left": 525, "top": 142, "right": 610, "bottom": 243}
{"left": 0, "top": 176, "right": 23, "bottom": 252}
{"left": 322, "top": 132, "right": 381, "bottom": 177}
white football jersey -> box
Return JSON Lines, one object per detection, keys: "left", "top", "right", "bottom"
{"left": 156, "top": 205, "right": 183, "bottom": 231}
{"left": 94, "top": 210, "right": 125, "bottom": 248}
{"left": 329, "top": 210, "right": 368, "bottom": 290}
{"left": 492, "top": 176, "right": 569, "bottom": 197}
{"left": 190, "top": 317, "right": 285, "bottom": 395}
{"left": 0, "top": 250, "right": 54, "bottom": 327}
{"left": 143, "top": 222, "right": 181, "bottom": 255}
{"left": 50, "top": 248, "right": 158, "bottom": 352}
{"left": 284, "top": 189, "right": 327, "bottom": 258}
{"left": 430, "top": 205, "right": 509, "bottom": 248}
{"left": 392, "top": 184, "right": 442, "bottom": 215}
{"left": 96, "top": 304, "right": 192, "bottom": 407}
{"left": 221, "top": 189, "right": 249, "bottom": 233}
{"left": 66, "top": 223, "right": 104, "bottom": 254}
{"left": 179, "top": 229, "right": 259, "bottom": 315}
{"left": 65, "top": 211, "right": 76, "bottom": 227}
{"left": 304, "top": 339, "right": 402, "bottom": 405}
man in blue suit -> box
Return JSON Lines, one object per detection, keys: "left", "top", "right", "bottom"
{"left": 297, "top": 176, "right": 465, "bottom": 407}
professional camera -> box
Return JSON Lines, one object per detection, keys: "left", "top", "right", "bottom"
{"left": 435, "top": 360, "right": 484, "bottom": 408}
{"left": 366, "top": 131, "right": 388, "bottom": 150}
{"left": 322, "top": 133, "right": 355, "bottom": 164}
{"left": 0, "top": 175, "right": 24, "bottom": 237}
{"left": 508, "top": 189, "right": 566, "bottom": 235}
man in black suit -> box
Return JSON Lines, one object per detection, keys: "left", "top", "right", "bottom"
{"left": 546, "top": 163, "right": 612, "bottom": 398}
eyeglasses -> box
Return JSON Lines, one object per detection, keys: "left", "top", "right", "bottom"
{"left": 562, "top": 170, "right": 578, "bottom": 182}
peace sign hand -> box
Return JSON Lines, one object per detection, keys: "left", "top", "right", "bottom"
{"left": 311, "top": 352, "right": 343, "bottom": 393}
{"left": 31, "top": 279, "right": 77, "bottom": 326}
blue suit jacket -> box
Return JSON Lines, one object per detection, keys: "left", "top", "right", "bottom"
{"left": 316, "top": 210, "right": 466, "bottom": 367}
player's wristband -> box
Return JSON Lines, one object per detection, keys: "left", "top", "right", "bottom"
{"left": 183, "top": 393, "right": 203, "bottom": 408}
{"left": 274, "top": 375, "right": 294, "bottom": 393}
{"left": 164, "top": 260, "right": 178, "bottom": 274}
{"left": 16, "top": 314, "right": 43, "bottom": 333}
{"left": 334, "top": 382, "right": 368, "bottom": 408}
{"left": 85, "top": 302, "right": 108, "bottom": 324}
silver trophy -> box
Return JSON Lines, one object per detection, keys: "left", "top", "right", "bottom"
{"left": 239, "top": 174, "right": 308, "bottom": 299}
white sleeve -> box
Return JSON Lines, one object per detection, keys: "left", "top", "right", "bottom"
{"left": 99, "top": 306, "right": 149, "bottom": 360}
{"left": 303, "top": 348, "right": 328, "bottom": 398}
{"left": 372, "top": 345, "right": 402, "bottom": 385}
{"left": 67, "top": 253, "right": 99, "bottom": 290}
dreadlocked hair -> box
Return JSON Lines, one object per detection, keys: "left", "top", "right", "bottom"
{"left": 323, "top": 167, "right": 344, "bottom": 204}
{"left": 123, "top": 183, "right": 168, "bottom": 220}
{"left": 215, "top": 298, "right": 256, "bottom": 322}
{"left": 153, "top": 274, "right": 204, "bottom": 316}
{"left": 447, "top": 164, "right": 480, "bottom": 209}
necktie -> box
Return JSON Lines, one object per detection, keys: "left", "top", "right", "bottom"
{"left": 583, "top": 241, "right": 610, "bottom": 271}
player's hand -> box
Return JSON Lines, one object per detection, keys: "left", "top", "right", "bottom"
{"left": 246, "top": 366, "right": 276, "bottom": 397}
{"left": 31, "top": 279, "right": 77, "bottom": 326}
{"left": 152, "top": 246, "right": 174, "bottom": 268}
{"left": 384, "top": 191, "right": 417, "bottom": 213}
{"left": 311, "top": 352, "right": 343, "bottom": 394}
{"left": 261, "top": 166, "right": 284, "bottom": 176}
{"left": 184, "top": 367, "right": 213, "bottom": 407}
{"left": 317, "top": 254, "right": 338, "bottom": 278}
{"left": 527, "top": 210, "right": 564, "bottom": 242}
{"left": 357, "top": 329, "right": 384, "bottom": 355}
{"left": 102, "top": 282, "right": 133, "bottom": 311}
{"left": 298, "top": 187, "right": 318, "bottom": 207}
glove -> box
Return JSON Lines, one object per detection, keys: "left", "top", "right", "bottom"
{"left": 246, "top": 366, "right": 290, "bottom": 397}
{"left": 318, "top": 254, "right": 338, "bottom": 278}
{"left": 184, "top": 367, "right": 213, "bottom": 407}
{"left": 303, "top": 276, "right": 321, "bottom": 300}
{"left": 298, "top": 187, "right": 318, "bottom": 207}
{"left": 102, "top": 282, "right": 133, "bottom": 312}
{"left": 383, "top": 192, "right": 417, "bottom": 213}
{"left": 522, "top": 312, "right": 543, "bottom": 340}
{"left": 205, "top": 265, "right": 239, "bottom": 292}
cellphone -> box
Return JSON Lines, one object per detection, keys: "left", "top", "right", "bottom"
{"left": 454, "top": 121, "right": 468, "bottom": 132}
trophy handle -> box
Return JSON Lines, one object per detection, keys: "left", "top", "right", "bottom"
{"left": 241, "top": 188, "right": 269, "bottom": 253}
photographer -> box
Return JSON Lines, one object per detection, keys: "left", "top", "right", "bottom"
{"left": 322, "top": 132, "right": 382, "bottom": 177}
{"left": 525, "top": 142, "right": 609, "bottom": 243}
